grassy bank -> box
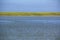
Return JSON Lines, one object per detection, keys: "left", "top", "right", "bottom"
{"left": 0, "top": 12, "right": 60, "bottom": 16}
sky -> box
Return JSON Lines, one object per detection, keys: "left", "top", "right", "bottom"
{"left": 0, "top": 0, "right": 60, "bottom": 12}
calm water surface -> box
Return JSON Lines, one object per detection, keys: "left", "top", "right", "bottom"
{"left": 0, "top": 16, "right": 60, "bottom": 40}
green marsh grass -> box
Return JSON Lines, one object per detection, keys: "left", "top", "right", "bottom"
{"left": 0, "top": 12, "right": 60, "bottom": 16}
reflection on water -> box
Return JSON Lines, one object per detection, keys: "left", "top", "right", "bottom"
{"left": 0, "top": 16, "right": 60, "bottom": 40}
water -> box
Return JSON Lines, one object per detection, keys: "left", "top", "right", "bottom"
{"left": 0, "top": 16, "right": 60, "bottom": 40}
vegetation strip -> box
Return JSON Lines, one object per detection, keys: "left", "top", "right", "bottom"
{"left": 0, "top": 12, "right": 60, "bottom": 16}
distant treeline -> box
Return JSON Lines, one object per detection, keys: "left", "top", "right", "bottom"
{"left": 0, "top": 12, "right": 60, "bottom": 16}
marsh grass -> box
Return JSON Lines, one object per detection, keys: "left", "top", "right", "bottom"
{"left": 0, "top": 12, "right": 60, "bottom": 16}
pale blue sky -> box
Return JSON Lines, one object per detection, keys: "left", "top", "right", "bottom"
{"left": 0, "top": 0, "right": 60, "bottom": 12}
